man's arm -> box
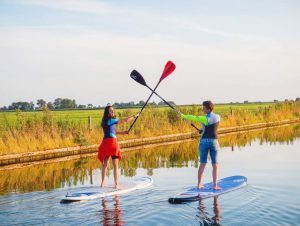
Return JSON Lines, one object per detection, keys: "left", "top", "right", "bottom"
{"left": 181, "top": 114, "right": 208, "bottom": 125}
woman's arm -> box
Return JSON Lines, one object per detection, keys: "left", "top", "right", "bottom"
{"left": 118, "top": 112, "right": 140, "bottom": 124}
{"left": 116, "top": 131, "right": 129, "bottom": 135}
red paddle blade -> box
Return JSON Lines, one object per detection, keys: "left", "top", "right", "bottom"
{"left": 160, "top": 61, "right": 176, "bottom": 81}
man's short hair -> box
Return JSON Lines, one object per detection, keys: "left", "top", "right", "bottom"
{"left": 202, "top": 100, "right": 214, "bottom": 111}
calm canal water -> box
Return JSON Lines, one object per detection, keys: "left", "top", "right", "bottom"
{"left": 1, "top": 125, "right": 300, "bottom": 225}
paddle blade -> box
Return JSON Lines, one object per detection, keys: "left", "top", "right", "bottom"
{"left": 160, "top": 61, "right": 176, "bottom": 81}
{"left": 130, "top": 70, "right": 147, "bottom": 86}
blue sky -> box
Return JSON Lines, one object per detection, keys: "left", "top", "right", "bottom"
{"left": 0, "top": 0, "right": 299, "bottom": 106}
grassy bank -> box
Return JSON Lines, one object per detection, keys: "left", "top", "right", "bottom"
{"left": 0, "top": 102, "right": 299, "bottom": 155}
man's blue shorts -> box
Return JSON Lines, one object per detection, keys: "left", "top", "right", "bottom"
{"left": 199, "top": 138, "right": 220, "bottom": 164}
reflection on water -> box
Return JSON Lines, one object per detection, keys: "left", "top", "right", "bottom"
{"left": 100, "top": 196, "right": 124, "bottom": 226}
{"left": 197, "top": 196, "right": 222, "bottom": 226}
{"left": 1, "top": 124, "right": 300, "bottom": 226}
{"left": 0, "top": 124, "right": 299, "bottom": 195}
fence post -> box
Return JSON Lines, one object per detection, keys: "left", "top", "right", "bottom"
{"left": 230, "top": 107, "right": 234, "bottom": 116}
{"left": 88, "top": 115, "right": 92, "bottom": 131}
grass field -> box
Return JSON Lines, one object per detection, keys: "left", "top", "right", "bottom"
{"left": 0, "top": 102, "right": 299, "bottom": 155}
{"left": 0, "top": 102, "right": 274, "bottom": 130}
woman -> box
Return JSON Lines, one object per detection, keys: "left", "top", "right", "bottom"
{"left": 98, "top": 104, "right": 139, "bottom": 189}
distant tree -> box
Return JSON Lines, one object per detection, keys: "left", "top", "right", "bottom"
{"left": 37, "top": 99, "right": 47, "bottom": 108}
{"left": 148, "top": 101, "right": 157, "bottom": 106}
{"left": 113, "top": 102, "right": 137, "bottom": 108}
{"left": 274, "top": 100, "right": 279, "bottom": 103}
{"left": 137, "top": 100, "right": 145, "bottom": 106}
{"left": 168, "top": 101, "right": 176, "bottom": 106}
{"left": 244, "top": 100, "right": 249, "bottom": 104}
{"left": 8, "top": 101, "right": 34, "bottom": 111}
{"left": 296, "top": 97, "right": 300, "bottom": 102}
{"left": 29, "top": 101, "right": 35, "bottom": 110}
{"left": 54, "top": 98, "right": 63, "bottom": 109}
{"left": 113, "top": 102, "right": 120, "bottom": 107}
{"left": 1, "top": 106, "right": 8, "bottom": 111}
{"left": 62, "top": 99, "right": 76, "bottom": 108}
{"left": 87, "top": 104, "right": 93, "bottom": 108}
{"left": 78, "top": 104, "right": 86, "bottom": 109}
{"left": 47, "top": 102, "right": 54, "bottom": 109}
{"left": 54, "top": 98, "right": 76, "bottom": 109}
{"left": 157, "top": 101, "right": 175, "bottom": 106}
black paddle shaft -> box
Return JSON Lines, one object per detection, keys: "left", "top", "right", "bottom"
{"left": 144, "top": 84, "right": 201, "bottom": 133}
{"left": 127, "top": 80, "right": 162, "bottom": 133}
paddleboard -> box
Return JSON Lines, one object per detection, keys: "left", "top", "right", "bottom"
{"left": 168, "top": 175, "right": 247, "bottom": 204}
{"left": 61, "top": 176, "right": 153, "bottom": 203}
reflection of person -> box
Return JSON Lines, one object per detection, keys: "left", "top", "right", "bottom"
{"left": 181, "top": 101, "right": 221, "bottom": 190}
{"left": 198, "top": 196, "right": 222, "bottom": 226}
{"left": 98, "top": 104, "right": 139, "bottom": 189}
{"left": 101, "top": 196, "right": 124, "bottom": 226}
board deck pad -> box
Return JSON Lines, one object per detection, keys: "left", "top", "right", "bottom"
{"left": 61, "top": 177, "right": 153, "bottom": 203}
{"left": 168, "top": 175, "right": 247, "bottom": 204}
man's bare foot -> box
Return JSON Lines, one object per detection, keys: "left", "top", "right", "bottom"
{"left": 197, "top": 184, "right": 204, "bottom": 190}
{"left": 213, "top": 186, "right": 221, "bottom": 190}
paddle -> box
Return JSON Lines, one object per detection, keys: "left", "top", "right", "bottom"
{"left": 127, "top": 61, "right": 176, "bottom": 133}
{"left": 130, "top": 70, "right": 201, "bottom": 132}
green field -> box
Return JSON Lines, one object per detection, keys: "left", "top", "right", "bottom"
{"left": 0, "top": 102, "right": 274, "bottom": 130}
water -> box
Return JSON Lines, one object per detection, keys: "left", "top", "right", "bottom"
{"left": 1, "top": 125, "right": 300, "bottom": 225}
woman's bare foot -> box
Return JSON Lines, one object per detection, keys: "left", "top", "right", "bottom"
{"left": 114, "top": 184, "right": 119, "bottom": 189}
{"left": 197, "top": 184, "right": 204, "bottom": 190}
{"left": 101, "top": 183, "right": 106, "bottom": 188}
{"left": 213, "top": 186, "right": 221, "bottom": 190}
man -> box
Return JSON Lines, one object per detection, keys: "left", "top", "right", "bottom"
{"left": 181, "top": 101, "right": 221, "bottom": 190}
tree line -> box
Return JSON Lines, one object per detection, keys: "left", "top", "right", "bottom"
{"left": 1, "top": 97, "right": 299, "bottom": 112}
{"left": 0, "top": 98, "right": 176, "bottom": 111}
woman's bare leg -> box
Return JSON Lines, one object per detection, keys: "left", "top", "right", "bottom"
{"left": 101, "top": 157, "right": 109, "bottom": 187}
{"left": 112, "top": 158, "right": 119, "bottom": 189}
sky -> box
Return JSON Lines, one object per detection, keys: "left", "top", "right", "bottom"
{"left": 0, "top": 0, "right": 299, "bottom": 107}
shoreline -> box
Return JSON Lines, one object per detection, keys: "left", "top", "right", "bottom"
{"left": 0, "top": 119, "right": 299, "bottom": 168}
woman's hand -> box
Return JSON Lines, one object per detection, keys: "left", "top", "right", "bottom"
{"left": 119, "top": 112, "right": 140, "bottom": 124}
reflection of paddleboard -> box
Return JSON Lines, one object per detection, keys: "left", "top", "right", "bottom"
{"left": 168, "top": 175, "right": 247, "bottom": 204}
{"left": 61, "top": 177, "right": 153, "bottom": 203}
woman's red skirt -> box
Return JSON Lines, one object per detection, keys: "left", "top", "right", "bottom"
{"left": 98, "top": 138, "right": 122, "bottom": 163}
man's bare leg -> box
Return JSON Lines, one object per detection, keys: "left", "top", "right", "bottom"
{"left": 198, "top": 163, "right": 206, "bottom": 189}
{"left": 212, "top": 163, "right": 221, "bottom": 190}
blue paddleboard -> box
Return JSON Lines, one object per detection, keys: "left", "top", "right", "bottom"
{"left": 61, "top": 177, "right": 153, "bottom": 203}
{"left": 168, "top": 175, "right": 247, "bottom": 203}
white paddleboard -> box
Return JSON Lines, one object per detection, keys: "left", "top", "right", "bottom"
{"left": 61, "top": 176, "right": 153, "bottom": 203}
{"left": 168, "top": 175, "right": 247, "bottom": 203}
